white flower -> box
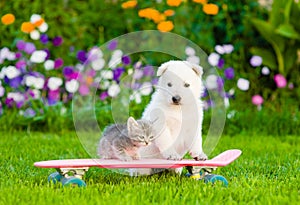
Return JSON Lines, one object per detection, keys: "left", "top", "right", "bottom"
{"left": 75, "top": 63, "right": 84, "bottom": 71}
{"left": 130, "top": 92, "right": 142, "bottom": 104}
{"left": 108, "top": 49, "right": 123, "bottom": 68}
{"left": 185, "top": 46, "right": 196, "bottom": 56}
{"left": 187, "top": 55, "right": 200, "bottom": 65}
{"left": 108, "top": 84, "right": 120, "bottom": 97}
{"left": 101, "top": 70, "right": 113, "bottom": 80}
{"left": 223, "top": 44, "right": 234, "bottom": 54}
{"left": 30, "top": 50, "right": 47, "bottom": 63}
{"left": 261, "top": 66, "right": 270, "bottom": 75}
{"left": 39, "top": 22, "right": 48, "bottom": 33}
{"left": 237, "top": 78, "right": 250, "bottom": 91}
{"left": 30, "top": 14, "right": 42, "bottom": 23}
{"left": 48, "top": 77, "right": 63, "bottom": 90}
{"left": 101, "top": 80, "right": 110, "bottom": 90}
{"left": 7, "top": 92, "right": 24, "bottom": 102}
{"left": 31, "top": 89, "right": 41, "bottom": 99}
{"left": 44, "top": 60, "right": 54, "bottom": 70}
{"left": 30, "top": 30, "right": 40, "bottom": 40}
{"left": 205, "top": 74, "right": 218, "bottom": 90}
{"left": 91, "top": 58, "right": 105, "bottom": 71}
{"left": 208, "top": 52, "right": 220, "bottom": 66}
{"left": 6, "top": 52, "right": 16, "bottom": 61}
{"left": 89, "top": 47, "right": 103, "bottom": 59}
{"left": 25, "top": 76, "right": 45, "bottom": 89}
{"left": 65, "top": 79, "right": 79, "bottom": 93}
{"left": 5, "top": 66, "right": 21, "bottom": 79}
{"left": 139, "top": 82, "right": 153, "bottom": 96}
{"left": 0, "top": 47, "right": 9, "bottom": 59}
{"left": 0, "top": 86, "right": 5, "bottom": 97}
{"left": 215, "top": 45, "right": 225, "bottom": 54}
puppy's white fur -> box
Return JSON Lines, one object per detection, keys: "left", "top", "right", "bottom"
{"left": 139, "top": 60, "right": 207, "bottom": 167}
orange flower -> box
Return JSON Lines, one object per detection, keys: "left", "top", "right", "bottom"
{"left": 86, "top": 76, "right": 93, "bottom": 86}
{"left": 157, "top": 21, "right": 174, "bottom": 32}
{"left": 121, "top": 0, "right": 137, "bottom": 9}
{"left": 192, "top": 0, "right": 207, "bottom": 4}
{"left": 138, "top": 8, "right": 164, "bottom": 23}
{"left": 164, "top": 9, "right": 175, "bottom": 17}
{"left": 21, "top": 22, "right": 35, "bottom": 33}
{"left": 1, "top": 13, "right": 15, "bottom": 25}
{"left": 203, "top": 3, "right": 219, "bottom": 15}
{"left": 167, "top": 0, "right": 182, "bottom": 7}
{"left": 33, "top": 18, "right": 45, "bottom": 27}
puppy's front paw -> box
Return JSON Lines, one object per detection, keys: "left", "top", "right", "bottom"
{"left": 163, "top": 152, "right": 182, "bottom": 161}
{"left": 193, "top": 153, "right": 208, "bottom": 161}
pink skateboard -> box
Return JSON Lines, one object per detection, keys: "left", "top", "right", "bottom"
{"left": 34, "top": 149, "right": 242, "bottom": 187}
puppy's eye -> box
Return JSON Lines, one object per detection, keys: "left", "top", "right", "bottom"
{"left": 167, "top": 82, "right": 172, "bottom": 87}
{"left": 184, "top": 83, "right": 190, "bottom": 88}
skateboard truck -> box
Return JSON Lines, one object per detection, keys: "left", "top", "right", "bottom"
{"left": 186, "top": 166, "right": 228, "bottom": 187}
{"left": 48, "top": 168, "right": 89, "bottom": 187}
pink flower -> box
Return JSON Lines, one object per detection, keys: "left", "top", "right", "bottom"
{"left": 274, "top": 74, "right": 287, "bottom": 88}
{"left": 252, "top": 95, "right": 264, "bottom": 106}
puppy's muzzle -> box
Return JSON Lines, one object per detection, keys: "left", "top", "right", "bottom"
{"left": 172, "top": 95, "right": 181, "bottom": 104}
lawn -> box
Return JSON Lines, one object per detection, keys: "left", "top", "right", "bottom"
{"left": 0, "top": 131, "right": 299, "bottom": 205}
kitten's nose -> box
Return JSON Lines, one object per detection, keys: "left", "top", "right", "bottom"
{"left": 172, "top": 95, "right": 181, "bottom": 104}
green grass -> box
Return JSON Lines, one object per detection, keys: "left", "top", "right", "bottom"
{"left": 0, "top": 131, "right": 299, "bottom": 205}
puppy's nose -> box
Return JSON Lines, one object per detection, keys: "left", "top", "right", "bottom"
{"left": 172, "top": 95, "right": 181, "bottom": 104}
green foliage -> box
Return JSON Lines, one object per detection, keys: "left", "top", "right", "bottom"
{"left": 251, "top": 0, "right": 300, "bottom": 75}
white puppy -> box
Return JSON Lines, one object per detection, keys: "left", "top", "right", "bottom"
{"left": 139, "top": 60, "right": 207, "bottom": 164}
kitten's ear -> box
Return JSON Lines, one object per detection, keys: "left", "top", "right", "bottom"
{"left": 127, "top": 117, "right": 139, "bottom": 133}
{"left": 157, "top": 62, "right": 169, "bottom": 77}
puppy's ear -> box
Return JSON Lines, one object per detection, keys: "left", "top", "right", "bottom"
{"left": 185, "top": 61, "right": 203, "bottom": 76}
{"left": 157, "top": 62, "right": 169, "bottom": 76}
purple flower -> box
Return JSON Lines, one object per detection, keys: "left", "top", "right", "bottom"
{"left": 100, "top": 91, "right": 109, "bottom": 101}
{"left": 274, "top": 74, "right": 287, "bottom": 88}
{"left": 77, "top": 50, "right": 87, "bottom": 63}
{"left": 63, "top": 66, "right": 74, "bottom": 77}
{"left": 250, "top": 55, "right": 263, "bottom": 67}
{"left": 43, "top": 49, "right": 50, "bottom": 60}
{"left": 217, "top": 58, "right": 225, "bottom": 69}
{"left": 16, "top": 40, "right": 26, "bottom": 51}
{"left": 15, "top": 52, "right": 22, "bottom": 58}
{"left": 79, "top": 84, "right": 90, "bottom": 96}
{"left": 151, "top": 78, "right": 158, "bottom": 85}
{"left": 224, "top": 67, "right": 234, "bottom": 79}
{"left": 24, "top": 42, "right": 36, "bottom": 54}
{"left": 113, "top": 67, "right": 125, "bottom": 81}
{"left": 24, "top": 108, "right": 36, "bottom": 118}
{"left": 121, "top": 56, "right": 131, "bottom": 65}
{"left": 5, "top": 98, "right": 14, "bottom": 108}
{"left": 52, "top": 36, "right": 63, "bottom": 46}
{"left": 107, "top": 40, "right": 117, "bottom": 50}
{"left": 9, "top": 76, "right": 23, "bottom": 88}
{"left": 217, "top": 77, "right": 224, "bottom": 90}
{"left": 40, "top": 34, "right": 49, "bottom": 44}
{"left": 143, "top": 65, "right": 154, "bottom": 76}
{"left": 16, "top": 60, "right": 26, "bottom": 69}
{"left": 54, "top": 58, "right": 63, "bottom": 69}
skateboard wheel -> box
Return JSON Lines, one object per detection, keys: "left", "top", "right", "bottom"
{"left": 48, "top": 172, "right": 62, "bottom": 184}
{"left": 204, "top": 174, "right": 228, "bottom": 187}
{"left": 61, "top": 177, "right": 86, "bottom": 187}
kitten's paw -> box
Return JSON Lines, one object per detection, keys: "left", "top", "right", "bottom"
{"left": 193, "top": 152, "right": 208, "bottom": 161}
{"left": 132, "top": 155, "right": 140, "bottom": 160}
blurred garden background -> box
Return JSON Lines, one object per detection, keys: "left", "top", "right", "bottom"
{"left": 0, "top": 0, "right": 300, "bottom": 134}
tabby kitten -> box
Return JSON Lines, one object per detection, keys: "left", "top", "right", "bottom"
{"left": 98, "top": 117, "right": 155, "bottom": 161}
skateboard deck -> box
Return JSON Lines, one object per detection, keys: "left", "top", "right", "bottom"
{"left": 34, "top": 149, "right": 242, "bottom": 187}
{"left": 34, "top": 149, "right": 242, "bottom": 169}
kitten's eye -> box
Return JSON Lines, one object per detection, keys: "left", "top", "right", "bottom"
{"left": 138, "top": 136, "right": 144, "bottom": 141}
{"left": 167, "top": 82, "right": 172, "bottom": 87}
{"left": 184, "top": 83, "right": 190, "bottom": 88}
{"left": 149, "top": 135, "right": 154, "bottom": 140}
